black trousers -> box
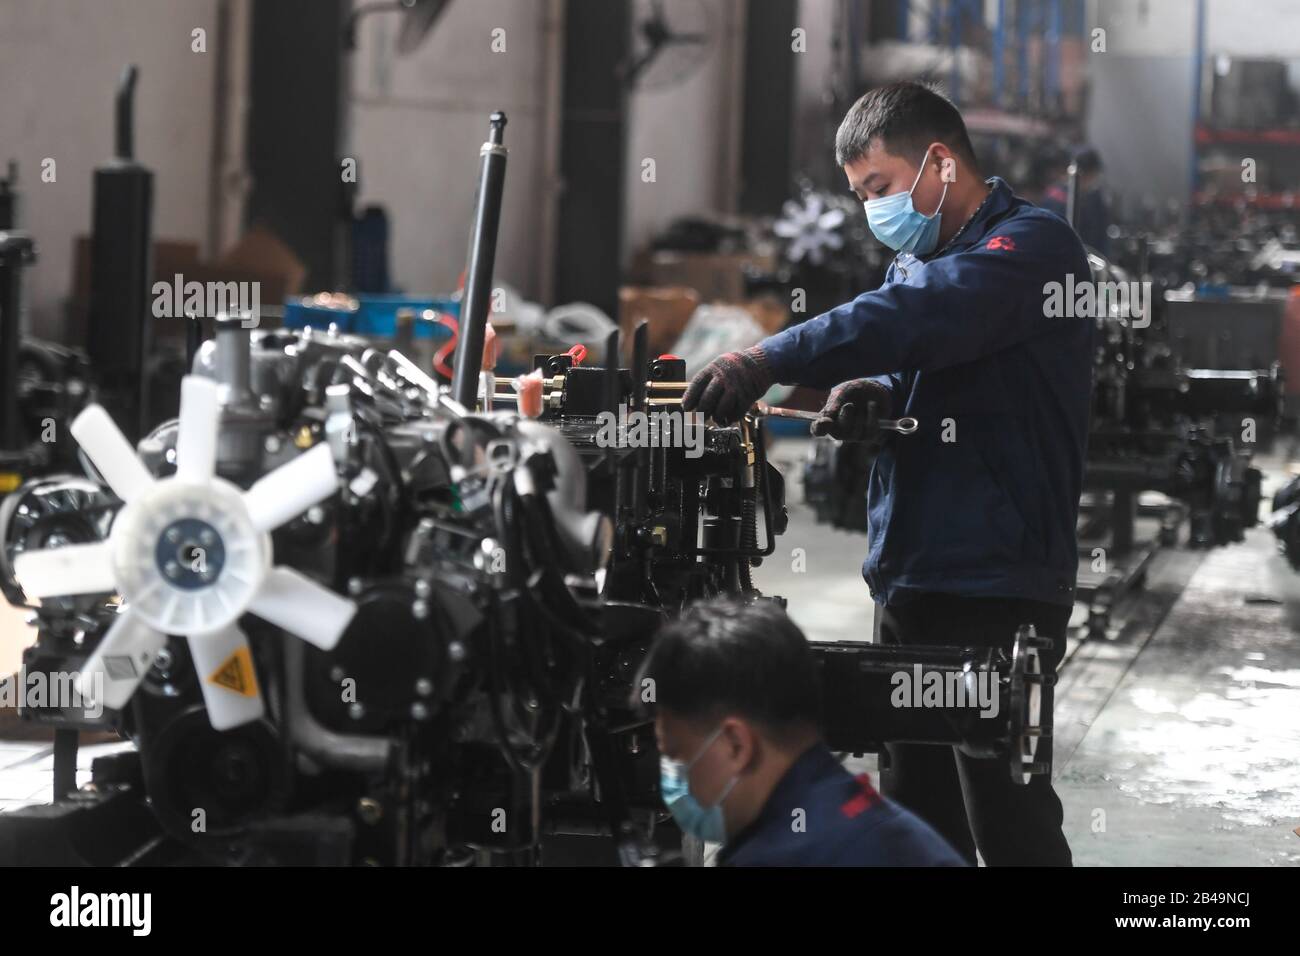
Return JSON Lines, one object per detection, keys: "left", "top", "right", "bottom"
{"left": 875, "top": 593, "right": 1073, "bottom": 867}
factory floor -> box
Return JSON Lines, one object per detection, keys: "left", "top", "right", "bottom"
{"left": 756, "top": 438, "right": 1300, "bottom": 867}
{"left": 2, "top": 440, "right": 1297, "bottom": 867}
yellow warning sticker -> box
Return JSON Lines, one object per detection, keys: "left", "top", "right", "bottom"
{"left": 208, "top": 645, "right": 260, "bottom": 698}
{"left": 0, "top": 473, "right": 21, "bottom": 493}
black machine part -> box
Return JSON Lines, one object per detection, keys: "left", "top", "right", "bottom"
{"left": 87, "top": 64, "right": 154, "bottom": 440}
{"left": 812, "top": 625, "right": 1054, "bottom": 785}
{"left": 451, "top": 112, "right": 507, "bottom": 409}
{"left": 0, "top": 231, "right": 36, "bottom": 454}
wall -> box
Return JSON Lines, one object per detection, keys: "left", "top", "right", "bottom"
{"left": 348, "top": 0, "right": 560, "bottom": 302}
{"left": 621, "top": 0, "right": 746, "bottom": 262}
{"left": 1086, "top": 0, "right": 1300, "bottom": 213}
{"left": 0, "top": 0, "right": 221, "bottom": 338}
{"left": 349, "top": 0, "right": 747, "bottom": 306}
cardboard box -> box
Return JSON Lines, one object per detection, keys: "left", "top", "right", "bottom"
{"left": 640, "top": 250, "right": 778, "bottom": 304}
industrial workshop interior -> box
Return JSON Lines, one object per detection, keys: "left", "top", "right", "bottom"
{"left": 0, "top": 0, "right": 1296, "bottom": 923}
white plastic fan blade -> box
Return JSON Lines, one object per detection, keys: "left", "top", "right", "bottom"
{"left": 242, "top": 442, "right": 338, "bottom": 532}
{"left": 78, "top": 608, "right": 167, "bottom": 711}
{"left": 249, "top": 566, "right": 357, "bottom": 651}
{"left": 175, "top": 375, "right": 221, "bottom": 481}
{"left": 12, "top": 543, "right": 115, "bottom": 598}
{"left": 188, "top": 625, "right": 265, "bottom": 730}
{"left": 70, "top": 404, "right": 154, "bottom": 503}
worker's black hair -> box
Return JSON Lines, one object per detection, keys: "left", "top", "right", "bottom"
{"left": 835, "top": 80, "right": 978, "bottom": 169}
{"left": 1072, "top": 146, "right": 1103, "bottom": 175}
{"left": 633, "top": 599, "right": 822, "bottom": 744}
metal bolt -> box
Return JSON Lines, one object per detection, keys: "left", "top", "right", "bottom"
{"left": 264, "top": 435, "right": 282, "bottom": 454}
{"left": 153, "top": 648, "right": 174, "bottom": 671}
{"left": 357, "top": 798, "right": 383, "bottom": 825}
{"left": 413, "top": 579, "right": 431, "bottom": 599}
{"left": 448, "top": 641, "right": 466, "bottom": 663}
{"left": 199, "top": 529, "right": 216, "bottom": 546}
{"left": 411, "top": 702, "right": 429, "bottom": 720}
{"left": 347, "top": 577, "right": 364, "bottom": 596}
{"left": 415, "top": 678, "right": 433, "bottom": 697}
{"left": 329, "top": 666, "right": 345, "bottom": 683}
{"left": 412, "top": 599, "right": 429, "bottom": 620}
{"left": 164, "top": 561, "right": 180, "bottom": 579}
{"left": 348, "top": 702, "right": 365, "bottom": 720}
{"left": 306, "top": 506, "right": 325, "bottom": 524}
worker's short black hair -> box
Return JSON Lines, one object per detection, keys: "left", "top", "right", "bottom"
{"left": 1072, "top": 146, "right": 1103, "bottom": 176}
{"left": 835, "top": 81, "right": 978, "bottom": 169}
{"left": 634, "top": 599, "right": 822, "bottom": 744}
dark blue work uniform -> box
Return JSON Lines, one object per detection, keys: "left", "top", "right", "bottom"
{"left": 718, "top": 745, "right": 966, "bottom": 866}
{"left": 761, "top": 177, "right": 1093, "bottom": 609}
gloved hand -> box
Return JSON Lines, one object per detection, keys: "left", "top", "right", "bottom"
{"left": 682, "top": 346, "right": 774, "bottom": 424}
{"left": 810, "top": 378, "right": 893, "bottom": 442}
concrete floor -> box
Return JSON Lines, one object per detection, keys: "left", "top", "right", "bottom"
{"left": 2, "top": 438, "right": 1297, "bottom": 865}
{"left": 755, "top": 437, "right": 1300, "bottom": 867}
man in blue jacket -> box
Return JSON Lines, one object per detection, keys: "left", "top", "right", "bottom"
{"left": 641, "top": 599, "right": 966, "bottom": 866}
{"left": 683, "top": 82, "right": 1090, "bottom": 865}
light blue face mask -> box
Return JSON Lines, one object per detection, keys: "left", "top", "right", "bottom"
{"left": 660, "top": 727, "right": 739, "bottom": 844}
{"left": 863, "top": 147, "right": 949, "bottom": 255}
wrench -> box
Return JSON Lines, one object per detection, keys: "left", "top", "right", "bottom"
{"left": 755, "top": 402, "right": 919, "bottom": 435}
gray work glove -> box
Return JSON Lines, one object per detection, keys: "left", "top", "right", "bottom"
{"left": 810, "top": 378, "right": 893, "bottom": 442}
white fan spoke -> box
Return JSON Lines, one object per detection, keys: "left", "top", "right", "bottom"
{"left": 78, "top": 609, "right": 166, "bottom": 711}
{"left": 13, "top": 543, "right": 115, "bottom": 598}
{"left": 242, "top": 443, "right": 339, "bottom": 532}
{"left": 249, "top": 566, "right": 357, "bottom": 651}
{"left": 187, "top": 625, "right": 265, "bottom": 730}
{"left": 175, "top": 376, "right": 221, "bottom": 481}
{"left": 70, "top": 404, "right": 154, "bottom": 503}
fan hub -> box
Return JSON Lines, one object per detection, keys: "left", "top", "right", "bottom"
{"left": 155, "top": 517, "right": 226, "bottom": 590}
{"left": 110, "top": 477, "right": 270, "bottom": 636}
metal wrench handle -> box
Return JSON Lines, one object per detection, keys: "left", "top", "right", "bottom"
{"left": 755, "top": 402, "right": 918, "bottom": 436}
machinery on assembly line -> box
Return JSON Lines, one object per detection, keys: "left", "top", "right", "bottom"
{"left": 0, "top": 111, "right": 1055, "bottom": 867}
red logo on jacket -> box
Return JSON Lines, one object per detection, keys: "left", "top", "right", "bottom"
{"left": 986, "top": 236, "right": 1017, "bottom": 252}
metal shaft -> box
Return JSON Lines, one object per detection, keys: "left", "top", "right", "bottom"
{"left": 451, "top": 112, "right": 508, "bottom": 409}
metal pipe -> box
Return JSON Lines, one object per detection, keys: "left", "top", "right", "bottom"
{"left": 115, "top": 65, "right": 137, "bottom": 161}
{"left": 1190, "top": 0, "right": 1207, "bottom": 200}
{"left": 993, "top": 0, "right": 1006, "bottom": 108}
{"left": 451, "top": 112, "right": 508, "bottom": 408}
{"left": 284, "top": 637, "right": 393, "bottom": 772}
{"left": 1046, "top": 0, "right": 1061, "bottom": 107}
{"left": 1066, "top": 158, "right": 1080, "bottom": 228}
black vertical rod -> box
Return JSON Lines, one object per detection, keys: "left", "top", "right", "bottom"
{"left": 1065, "top": 158, "right": 1080, "bottom": 229}
{"left": 52, "top": 729, "right": 78, "bottom": 801}
{"left": 88, "top": 64, "right": 153, "bottom": 440}
{"left": 115, "top": 65, "right": 137, "bottom": 161}
{"left": 0, "top": 234, "right": 33, "bottom": 450}
{"left": 630, "top": 320, "right": 649, "bottom": 523}
{"left": 0, "top": 161, "right": 18, "bottom": 231}
{"left": 452, "top": 112, "right": 508, "bottom": 408}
